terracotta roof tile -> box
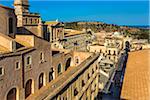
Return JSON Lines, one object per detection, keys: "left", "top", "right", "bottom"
{"left": 121, "top": 49, "right": 150, "bottom": 100}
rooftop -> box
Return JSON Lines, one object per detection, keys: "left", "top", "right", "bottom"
{"left": 45, "top": 21, "right": 59, "bottom": 26}
{"left": 64, "top": 29, "right": 85, "bottom": 37}
{"left": 121, "top": 49, "right": 150, "bottom": 100}
{"left": 0, "top": 4, "right": 14, "bottom": 10}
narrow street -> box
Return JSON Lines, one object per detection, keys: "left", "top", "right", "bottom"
{"left": 97, "top": 51, "right": 128, "bottom": 100}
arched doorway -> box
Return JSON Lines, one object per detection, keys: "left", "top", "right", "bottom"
{"left": 39, "top": 73, "right": 44, "bottom": 89}
{"left": 7, "top": 88, "right": 17, "bottom": 100}
{"left": 65, "top": 58, "right": 71, "bottom": 71}
{"left": 25, "top": 79, "right": 32, "bottom": 98}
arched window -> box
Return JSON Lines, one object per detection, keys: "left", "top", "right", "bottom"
{"left": 25, "top": 79, "right": 32, "bottom": 98}
{"left": 7, "top": 88, "right": 17, "bottom": 100}
{"left": 39, "top": 73, "right": 44, "bottom": 89}
{"left": 9, "top": 18, "right": 13, "bottom": 34}
{"left": 57, "top": 64, "right": 62, "bottom": 75}
{"left": 113, "top": 51, "right": 116, "bottom": 55}
{"left": 26, "top": 56, "right": 31, "bottom": 65}
{"left": 65, "top": 58, "right": 71, "bottom": 71}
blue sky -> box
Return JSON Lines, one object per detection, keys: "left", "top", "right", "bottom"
{"left": 0, "top": 0, "right": 149, "bottom": 25}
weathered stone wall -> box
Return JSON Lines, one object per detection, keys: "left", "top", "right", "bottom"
{"left": 0, "top": 55, "right": 23, "bottom": 100}
{"left": 0, "top": 6, "right": 16, "bottom": 35}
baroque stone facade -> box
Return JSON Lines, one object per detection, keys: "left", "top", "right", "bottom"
{"left": 0, "top": 1, "right": 101, "bottom": 100}
{"left": 0, "top": 0, "right": 149, "bottom": 100}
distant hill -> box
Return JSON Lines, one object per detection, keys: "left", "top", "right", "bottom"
{"left": 64, "top": 21, "right": 149, "bottom": 41}
{"left": 127, "top": 25, "right": 150, "bottom": 29}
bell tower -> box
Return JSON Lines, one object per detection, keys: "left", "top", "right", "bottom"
{"left": 14, "top": 0, "right": 29, "bottom": 27}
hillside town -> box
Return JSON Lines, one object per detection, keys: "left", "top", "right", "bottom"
{"left": 0, "top": 0, "right": 149, "bottom": 100}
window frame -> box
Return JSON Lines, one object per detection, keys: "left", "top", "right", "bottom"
{"left": 26, "top": 55, "right": 32, "bottom": 67}
{"left": 40, "top": 52, "right": 45, "bottom": 63}
{"left": 0, "top": 67, "right": 4, "bottom": 76}
{"left": 15, "top": 61, "right": 20, "bottom": 70}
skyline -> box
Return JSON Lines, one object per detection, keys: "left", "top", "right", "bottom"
{"left": 0, "top": 0, "right": 149, "bottom": 25}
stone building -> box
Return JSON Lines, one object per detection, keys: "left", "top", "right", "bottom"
{"left": 2, "top": 0, "right": 149, "bottom": 100}
{"left": 88, "top": 31, "right": 133, "bottom": 63}
{"left": 26, "top": 50, "right": 101, "bottom": 100}
{"left": 45, "top": 21, "right": 64, "bottom": 43}
{"left": 0, "top": 1, "right": 103, "bottom": 100}
{"left": 0, "top": 5, "right": 17, "bottom": 38}
{"left": 0, "top": 5, "right": 53, "bottom": 100}
{"left": 93, "top": 31, "right": 113, "bottom": 45}
{"left": 62, "top": 29, "right": 93, "bottom": 51}
{"left": 14, "top": 0, "right": 47, "bottom": 39}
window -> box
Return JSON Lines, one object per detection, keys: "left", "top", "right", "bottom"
{"left": 103, "top": 53, "right": 105, "bottom": 56}
{"left": 30, "top": 18, "right": 32, "bottom": 24}
{"left": 100, "top": 49, "right": 101, "bottom": 53}
{"left": 57, "top": 64, "right": 61, "bottom": 75}
{"left": 25, "top": 79, "right": 32, "bottom": 98}
{"left": 49, "top": 72, "right": 53, "bottom": 82}
{"left": 26, "top": 56, "right": 31, "bottom": 65}
{"left": 39, "top": 73, "right": 44, "bottom": 89}
{"left": 87, "top": 73, "right": 90, "bottom": 80}
{"left": 74, "top": 88, "right": 78, "bottom": 96}
{"left": 96, "top": 65, "right": 98, "bottom": 70}
{"left": 7, "top": 88, "right": 17, "bottom": 100}
{"left": 9, "top": 18, "right": 13, "bottom": 34}
{"left": 75, "top": 57, "right": 79, "bottom": 64}
{"left": 113, "top": 51, "right": 116, "bottom": 55}
{"left": 40, "top": 52, "right": 44, "bottom": 62}
{"left": 35, "top": 19, "right": 37, "bottom": 24}
{"left": 0, "top": 67, "right": 4, "bottom": 76}
{"left": 15, "top": 61, "right": 20, "bottom": 70}
{"left": 82, "top": 80, "right": 85, "bottom": 87}
{"left": 25, "top": 18, "right": 28, "bottom": 24}
{"left": 108, "top": 50, "right": 111, "bottom": 55}
{"left": 65, "top": 58, "right": 71, "bottom": 71}
{"left": 92, "top": 69, "right": 94, "bottom": 74}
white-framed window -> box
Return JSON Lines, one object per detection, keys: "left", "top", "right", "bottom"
{"left": 15, "top": 61, "right": 20, "bottom": 70}
{"left": 0, "top": 67, "right": 4, "bottom": 76}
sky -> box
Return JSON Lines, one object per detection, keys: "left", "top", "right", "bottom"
{"left": 0, "top": 0, "right": 149, "bottom": 25}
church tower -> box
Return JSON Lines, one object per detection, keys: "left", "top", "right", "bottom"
{"left": 13, "top": 0, "right": 45, "bottom": 38}
{"left": 14, "top": 0, "right": 29, "bottom": 27}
